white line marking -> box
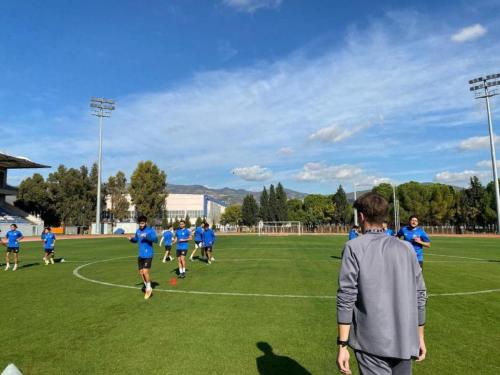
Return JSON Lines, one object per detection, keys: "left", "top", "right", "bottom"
{"left": 426, "top": 253, "right": 491, "bottom": 261}
{"left": 73, "top": 257, "right": 500, "bottom": 299}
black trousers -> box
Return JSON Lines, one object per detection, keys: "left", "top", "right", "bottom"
{"left": 355, "top": 351, "right": 412, "bottom": 375}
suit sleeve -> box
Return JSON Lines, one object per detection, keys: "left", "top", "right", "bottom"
{"left": 336, "top": 244, "right": 359, "bottom": 324}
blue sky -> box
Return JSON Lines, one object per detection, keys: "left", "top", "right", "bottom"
{"left": 1, "top": 0, "right": 500, "bottom": 194}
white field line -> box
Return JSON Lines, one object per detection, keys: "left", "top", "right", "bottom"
{"left": 73, "top": 257, "right": 500, "bottom": 299}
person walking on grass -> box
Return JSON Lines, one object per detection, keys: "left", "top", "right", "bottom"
{"left": 173, "top": 219, "right": 191, "bottom": 278}
{"left": 129, "top": 215, "right": 157, "bottom": 300}
{"left": 41, "top": 227, "right": 56, "bottom": 265}
{"left": 337, "top": 192, "right": 427, "bottom": 375}
{"left": 4, "top": 224, "right": 24, "bottom": 271}
{"left": 202, "top": 222, "right": 216, "bottom": 264}
{"left": 397, "top": 215, "right": 431, "bottom": 269}
{"left": 159, "top": 226, "right": 174, "bottom": 263}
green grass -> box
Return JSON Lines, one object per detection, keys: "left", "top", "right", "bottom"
{"left": 0, "top": 235, "right": 499, "bottom": 374}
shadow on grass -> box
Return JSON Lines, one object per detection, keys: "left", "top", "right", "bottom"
{"left": 256, "top": 342, "right": 311, "bottom": 375}
{"left": 140, "top": 281, "right": 160, "bottom": 293}
{"left": 487, "top": 260, "right": 500, "bottom": 263}
{"left": 19, "top": 263, "right": 40, "bottom": 269}
{"left": 330, "top": 255, "right": 342, "bottom": 260}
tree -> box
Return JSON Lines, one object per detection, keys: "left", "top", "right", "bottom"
{"left": 242, "top": 194, "right": 259, "bottom": 226}
{"left": 221, "top": 205, "right": 242, "bottom": 225}
{"left": 457, "top": 176, "right": 488, "bottom": 229}
{"left": 259, "top": 187, "right": 270, "bottom": 221}
{"left": 269, "top": 184, "right": 278, "bottom": 221}
{"left": 397, "top": 182, "right": 432, "bottom": 224}
{"left": 332, "top": 185, "right": 351, "bottom": 224}
{"left": 106, "top": 171, "right": 130, "bottom": 224}
{"left": 287, "top": 199, "right": 307, "bottom": 222}
{"left": 428, "top": 184, "right": 457, "bottom": 225}
{"left": 185, "top": 214, "right": 192, "bottom": 228}
{"left": 129, "top": 161, "right": 167, "bottom": 222}
{"left": 195, "top": 217, "right": 203, "bottom": 227}
{"left": 303, "top": 194, "right": 335, "bottom": 227}
{"left": 172, "top": 218, "right": 180, "bottom": 230}
{"left": 275, "top": 183, "right": 288, "bottom": 221}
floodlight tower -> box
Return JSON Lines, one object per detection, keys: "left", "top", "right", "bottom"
{"left": 352, "top": 182, "right": 372, "bottom": 226}
{"left": 469, "top": 73, "right": 500, "bottom": 233}
{"left": 90, "top": 97, "right": 116, "bottom": 235}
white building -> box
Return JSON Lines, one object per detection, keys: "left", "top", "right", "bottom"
{"left": 104, "top": 193, "right": 226, "bottom": 233}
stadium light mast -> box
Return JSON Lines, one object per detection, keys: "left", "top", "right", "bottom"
{"left": 90, "top": 97, "right": 116, "bottom": 235}
{"left": 469, "top": 74, "right": 500, "bottom": 233}
{"left": 352, "top": 182, "right": 372, "bottom": 226}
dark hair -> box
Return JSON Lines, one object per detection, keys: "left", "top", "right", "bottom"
{"left": 409, "top": 215, "right": 418, "bottom": 221}
{"left": 179, "top": 220, "right": 185, "bottom": 224}
{"left": 204, "top": 223, "right": 210, "bottom": 228}
{"left": 11, "top": 223, "right": 18, "bottom": 229}
{"left": 352, "top": 225, "right": 359, "bottom": 229}
{"left": 45, "top": 227, "right": 51, "bottom": 231}
{"left": 353, "top": 192, "right": 389, "bottom": 225}
{"left": 137, "top": 215, "right": 147, "bottom": 223}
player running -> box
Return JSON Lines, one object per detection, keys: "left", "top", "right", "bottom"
{"left": 173, "top": 220, "right": 191, "bottom": 278}
{"left": 129, "top": 215, "right": 158, "bottom": 299}
{"left": 202, "top": 223, "right": 216, "bottom": 264}
{"left": 159, "top": 226, "right": 174, "bottom": 262}
{"left": 41, "top": 227, "right": 56, "bottom": 265}
{"left": 397, "top": 215, "right": 431, "bottom": 269}
{"left": 348, "top": 225, "right": 360, "bottom": 240}
{"left": 382, "top": 221, "right": 394, "bottom": 236}
{"left": 4, "top": 224, "right": 24, "bottom": 271}
{"left": 188, "top": 223, "right": 205, "bottom": 261}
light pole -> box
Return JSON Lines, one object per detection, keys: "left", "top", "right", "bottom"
{"left": 392, "top": 184, "right": 400, "bottom": 233}
{"left": 90, "top": 97, "right": 116, "bottom": 235}
{"left": 469, "top": 74, "right": 500, "bottom": 233}
{"left": 352, "top": 182, "right": 372, "bottom": 226}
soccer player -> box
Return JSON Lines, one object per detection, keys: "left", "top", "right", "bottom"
{"left": 202, "top": 223, "right": 216, "bottom": 265}
{"left": 173, "top": 219, "right": 191, "bottom": 278}
{"left": 4, "top": 224, "right": 24, "bottom": 271}
{"left": 159, "top": 226, "right": 174, "bottom": 263}
{"left": 129, "top": 215, "right": 158, "bottom": 299}
{"left": 41, "top": 227, "right": 56, "bottom": 265}
{"left": 189, "top": 223, "right": 205, "bottom": 261}
{"left": 382, "top": 221, "right": 394, "bottom": 236}
{"left": 348, "top": 225, "right": 360, "bottom": 240}
{"left": 397, "top": 215, "right": 431, "bottom": 269}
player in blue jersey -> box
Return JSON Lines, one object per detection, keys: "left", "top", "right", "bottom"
{"left": 348, "top": 225, "right": 360, "bottom": 240}
{"left": 202, "top": 223, "right": 216, "bottom": 264}
{"left": 382, "top": 221, "right": 394, "bottom": 236}
{"left": 173, "top": 219, "right": 192, "bottom": 278}
{"left": 41, "top": 227, "right": 57, "bottom": 265}
{"left": 397, "top": 215, "right": 431, "bottom": 269}
{"left": 3, "top": 224, "right": 24, "bottom": 271}
{"left": 129, "top": 215, "right": 158, "bottom": 299}
{"left": 159, "top": 226, "right": 174, "bottom": 263}
{"left": 189, "top": 224, "right": 205, "bottom": 262}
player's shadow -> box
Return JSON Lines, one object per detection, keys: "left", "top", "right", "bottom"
{"left": 256, "top": 342, "right": 311, "bottom": 375}
{"left": 20, "top": 263, "right": 40, "bottom": 269}
{"left": 330, "top": 255, "right": 342, "bottom": 260}
{"left": 138, "top": 281, "right": 160, "bottom": 293}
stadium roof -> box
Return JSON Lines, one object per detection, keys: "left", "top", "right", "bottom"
{"left": 0, "top": 152, "right": 50, "bottom": 169}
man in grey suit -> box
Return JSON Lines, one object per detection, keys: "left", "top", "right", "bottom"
{"left": 336, "top": 192, "right": 427, "bottom": 375}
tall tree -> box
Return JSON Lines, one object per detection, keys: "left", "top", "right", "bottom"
{"left": 428, "top": 184, "right": 457, "bottom": 225}
{"left": 268, "top": 184, "right": 278, "bottom": 221}
{"left": 287, "top": 199, "right": 307, "bottom": 222}
{"left": 242, "top": 194, "right": 259, "bottom": 226}
{"left": 259, "top": 187, "right": 270, "bottom": 221}
{"left": 397, "top": 181, "right": 432, "bottom": 224}
{"left": 457, "top": 176, "right": 488, "bottom": 229}
{"left": 106, "top": 171, "right": 130, "bottom": 224}
{"left": 332, "top": 185, "right": 351, "bottom": 224}
{"left": 275, "top": 183, "right": 288, "bottom": 221}
{"left": 129, "top": 161, "right": 167, "bottom": 221}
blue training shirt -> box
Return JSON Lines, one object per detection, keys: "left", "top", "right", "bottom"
{"left": 41, "top": 232, "right": 56, "bottom": 249}
{"left": 6, "top": 230, "right": 23, "bottom": 248}
{"left": 162, "top": 230, "right": 173, "bottom": 246}
{"left": 194, "top": 226, "right": 203, "bottom": 241}
{"left": 348, "top": 229, "right": 359, "bottom": 240}
{"left": 397, "top": 226, "right": 430, "bottom": 262}
{"left": 130, "top": 226, "right": 158, "bottom": 258}
{"left": 175, "top": 228, "right": 191, "bottom": 250}
{"left": 202, "top": 228, "right": 216, "bottom": 247}
{"left": 385, "top": 229, "right": 394, "bottom": 236}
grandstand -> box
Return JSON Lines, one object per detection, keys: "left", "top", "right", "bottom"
{"left": 0, "top": 152, "right": 49, "bottom": 235}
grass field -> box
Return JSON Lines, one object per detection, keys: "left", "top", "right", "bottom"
{"left": 1, "top": 235, "right": 499, "bottom": 374}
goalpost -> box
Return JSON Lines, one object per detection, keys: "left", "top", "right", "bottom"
{"left": 258, "top": 221, "right": 302, "bottom": 236}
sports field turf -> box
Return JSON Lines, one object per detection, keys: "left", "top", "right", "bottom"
{"left": 1, "top": 235, "right": 499, "bottom": 374}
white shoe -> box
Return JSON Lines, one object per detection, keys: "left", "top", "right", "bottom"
{"left": 162, "top": 258, "right": 166, "bottom": 263}
{"left": 12, "top": 264, "right": 17, "bottom": 271}
{"left": 50, "top": 258, "right": 54, "bottom": 265}
{"left": 5, "top": 264, "right": 10, "bottom": 271}
{"left": 211, "top": 257, "right": 215, "bottom": 261}
{"left": 169, "top": 256, "right": 174, "bottom": 261}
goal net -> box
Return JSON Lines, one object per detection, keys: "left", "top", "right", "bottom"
{"left": 258, "top": 221, "right": 302, "bottom": 236}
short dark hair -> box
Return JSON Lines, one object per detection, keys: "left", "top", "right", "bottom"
{"left": 137, "top": 215, "right": 147, "bottom": 223}
{"left": 45, "top": 227, "right": 51, "bottom": 231}
{"left": 353, "top": 192, "right": 389, "bottom": 225}
{"left": 179, "top": 219, "right": 186, "bottom": 224}
{"left": 409, "top": 215, "right": 418, "bottom": 221}
{"left": 11, "top": 223, "right": 18, "bottom": 229}
{"left": 204, "top": 223, "right": 210, "bottom": 228}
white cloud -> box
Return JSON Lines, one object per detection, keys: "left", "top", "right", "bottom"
{"left": 451, "top": 24, "right": 487, "bottom": 42}
{"left": 476, "top": 159, "right": 500, "bottom": 168}
{"left": 232, "top": 165, "right": 272, "bottom": 181}
{"left": 435, "top": 170, "right": 490, "bottom": 185}
{"left": 222, "top": 0, "right": 281, "bottom": 13}
{"left": 277, "top": 147, "right": 294, "bottom": 156}
{"left": 458, "top": 135, "right": 499, "bottom": 151}
{"left": 295, "top": 162, "right": 389, "bottom": 186}
{"left": 309, "top": 122, "right": 371, "bottom": 143}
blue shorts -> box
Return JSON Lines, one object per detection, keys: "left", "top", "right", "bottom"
{"left": 7, "top": 247, "right": 19, "bottom": 253}
{"left": 164, "top": 245, "right": 172, "bottom": 251}
{"left": 176, "top": 249, "right": 187, "bottom": 257}
{"left": 195, "top": 240, "right": 202, "bottom": 246}
{"left": 44, "top": 248, "right": 55, "bottom": 254}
